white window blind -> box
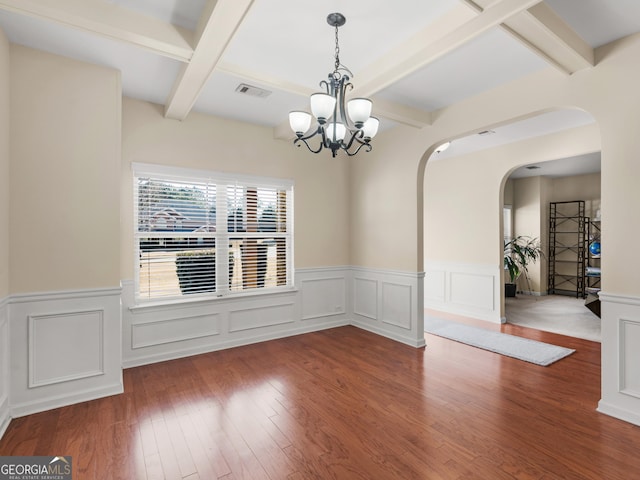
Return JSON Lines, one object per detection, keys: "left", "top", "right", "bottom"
{"left": 133, "top": 164, "right": 293, "bottom": 302}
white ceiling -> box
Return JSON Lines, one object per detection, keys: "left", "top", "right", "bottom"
{"left": 1, "top": 0, "right": 639, "bottom": 175}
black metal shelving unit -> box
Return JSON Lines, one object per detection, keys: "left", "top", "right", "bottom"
{"left": 586, "top": 217, "right": 601, "bottom": 293}
{"left": 548, "top": 201, "right": 587, "bottom": 298}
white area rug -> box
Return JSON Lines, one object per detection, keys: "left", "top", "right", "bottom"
{"left": 506, "top": 295, "right": 601, "bottom": 342}
{"left": 425, "top": 316, "right": 575, "bottom": 366}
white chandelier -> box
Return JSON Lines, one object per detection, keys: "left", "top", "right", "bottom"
{"left": 289, "top": 13, "right": 379, "bottom": 158}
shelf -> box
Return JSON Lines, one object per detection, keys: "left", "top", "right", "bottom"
{"left": 549, "top": 201, "right": 587, "bottom": 298}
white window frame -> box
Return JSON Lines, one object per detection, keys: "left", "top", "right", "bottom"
{"left": 133, "top": 163, "right": 294, "bottom": 304}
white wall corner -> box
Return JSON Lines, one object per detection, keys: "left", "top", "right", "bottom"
{"left": 350, "top": 267, "right": 425, "bottom": 348}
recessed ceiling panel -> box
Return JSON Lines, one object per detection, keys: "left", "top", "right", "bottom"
{"left": 545, "top": 0, "right": 640, "bottom": 48}
{"left": 221, "top": 0, "right": 461, "bottom": 90}
{"left": 376, "top": 27, "right": 550, "bottom": 111}
{"left": 0, "top": 10, "right": 183, "bottom": 106}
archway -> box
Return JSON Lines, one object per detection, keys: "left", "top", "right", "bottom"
{"left": 419, "top": 107, "right": 600, "bottom": 326}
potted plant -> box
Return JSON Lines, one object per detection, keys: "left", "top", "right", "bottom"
{"left": 504, "top": 236, "right": 543, "bottom": 297}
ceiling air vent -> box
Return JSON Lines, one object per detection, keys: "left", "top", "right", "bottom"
{"left": 235, "top": 83, "right": 272, "bottom": 98}
{"left": 477, "top": 129, "right": 496, "bottom": 136}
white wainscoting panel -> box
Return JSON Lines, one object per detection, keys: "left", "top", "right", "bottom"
{"left": 229, "top": 302, "right": 295, "bottom": 332}
{"left": 29, "top": 310, "right": 104, "bottom": 388}
{"left": 598, "top": 292, "right": 640, "bottom": 427}
{"left": 351, "top": 268, "right": 425, "bottom": 348}
{"left": 122, "top": 268, "right": 350, "bottom": 368}
{"left": 424, "top": 261, "right": 501, "bottom": 323}
{"left": 9, "top": 288, "right": 122, "bottom": 418}
{"left": 132, "top": 312, "right": 221, "bottom": 349}
{"left": 0, "top": 297, "right": 9, "bottom": 438}
{"left": 381, "top": 282, "right": 412, "bottom": 330}
{"left": 620, "top": 318, "right": 640, "bottom": 399}
{"left": 300, "top": 276, "right": 346, "bottom": 320}
{"left": 424, "top": 269, "right": 445, "bottom": 302}
{"left": 353, "top": 277, "right": 377, "bottom": 320}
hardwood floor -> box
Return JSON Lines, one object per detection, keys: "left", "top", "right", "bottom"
{"left": 1, "top": 323, "right": 639, "bottom": 479}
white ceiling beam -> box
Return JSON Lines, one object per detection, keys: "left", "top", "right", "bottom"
{"left": 164, "top": 0, "right": 254, "bottom": 121}
{"left": 351, "top": 0, "right": 543, "bottom": 98}
{"left": 462, "top": 0, "right": 594, "bottom": 74}
{"left": 0, "top": 0, "right": 193, "bottom": 61}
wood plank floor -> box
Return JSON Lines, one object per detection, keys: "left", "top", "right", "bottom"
{"left": 2, "top": 322, "right": 640, "bottom": 479}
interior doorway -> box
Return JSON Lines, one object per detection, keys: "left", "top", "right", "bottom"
{"left": 502, "top": 154, "right": 602, "bottom": 342}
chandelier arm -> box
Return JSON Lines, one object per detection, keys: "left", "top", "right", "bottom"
{"left": 342, "top": 128, "right": 366, "bottom": 151}
{"left": 336, "top": 77, "right": 358, "bottom": 131}
{"left": 293, "top": 136, "right": 324, "bottom": 154}
{"left": 343, "top": 142, "right": 372, "bottom": 157}
{"left": 319, "top": 79, "right": 331, "bottom": 93}
{"left": 293, "top": 126, "right": 327, "bottom": 154}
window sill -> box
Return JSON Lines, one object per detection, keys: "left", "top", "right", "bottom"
{"left": 129, "top": 286, "right": 298, "bottom": 313}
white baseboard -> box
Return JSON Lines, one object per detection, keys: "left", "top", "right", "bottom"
{"left": 10, "top": 382, "right": 123, "bottom": 419}
{"left": 123, "top": 319, "right": 348, "bottom": 368}
{"left": 352, "top": 320, "right": 426, "bottom": 348}
{"left": 0, "top": 394, "right": 9, "bottom": 440}
{"left": 597, "top": 400, "right": 640, "bottom": 427}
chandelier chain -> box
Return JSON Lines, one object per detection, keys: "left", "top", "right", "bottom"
{"left": 334, "top": 24, "right": 340, "bottom": 75}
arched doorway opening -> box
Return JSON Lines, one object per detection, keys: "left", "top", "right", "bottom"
{"left": 501, "top": 151, "right": 602, "bottom": 341}
{"left": 420, "top": 108, "right": 600, "bottom": 333}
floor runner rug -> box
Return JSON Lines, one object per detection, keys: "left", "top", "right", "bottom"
{"left": 425, "top": 316, "right": 575, "bottom": 366}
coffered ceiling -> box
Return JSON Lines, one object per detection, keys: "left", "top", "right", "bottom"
{"left": 0, "top": 0, "right": 638, "bottom": 172}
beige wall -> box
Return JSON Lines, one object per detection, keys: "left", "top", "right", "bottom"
{"left": 551, "top": 172, "right": 601, "bottom": 219}
{"left": 423, "top": 123, "right": 599, "bottom": 267}
{"left": 0, "top": 30, "right": 8, "bottom": 298}
{"left": 9, "top": 45, "right": 122, "bottom": 293}
{"left": 358, "top": 32, "right": 640, "bottom": 296}
{"left": 503, "top": 179, "right": 514, "bottom": 206}
{"left": 512, "top": 176, "right": 551, "bottom": 293}
{"left": 120, "top": 97, "right": 350, "bottom": 280}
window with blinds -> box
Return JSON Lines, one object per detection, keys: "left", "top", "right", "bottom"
{"left": 133, "top": 163, "right": 293, "bottom": 302}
